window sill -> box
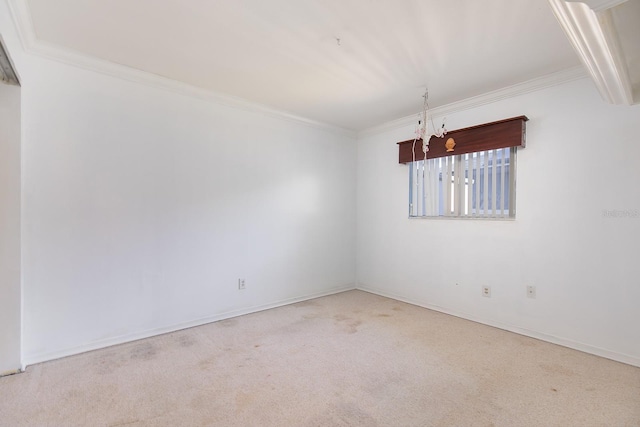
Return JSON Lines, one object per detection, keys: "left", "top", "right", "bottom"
{"left": 408, "top": 216, "right": 516, "bottom": 221}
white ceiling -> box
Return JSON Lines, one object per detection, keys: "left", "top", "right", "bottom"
{"left": 23, "top": 0, "right": 582, "bottom": 131}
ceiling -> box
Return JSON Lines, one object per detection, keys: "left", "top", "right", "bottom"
{"left": 20, "top": 0, "right": 583, "bottom": 131}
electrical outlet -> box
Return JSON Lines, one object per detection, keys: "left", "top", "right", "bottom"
{"left": 527, "top": 285, "right": 536, "bottom": 299}
{"left": 482, "top": 286, "right": 491, "bottom": 297}
{"left": 238, "top": 279, "right": 246, "bottom": 290}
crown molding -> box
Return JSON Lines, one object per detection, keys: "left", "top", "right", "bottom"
{"left": 564, "top": 0, "right": 627, "bottom": 12}
{"left": 6, "top": 0, "right": 35, "bottom": 51}
{"left": 548, "top": 0, "right": 635, "bottom": 106}
{"left": 5, "top": 0, "right": 356, "bottom": 139}
{"left": 358, "top": 66, "right": 587, "bottom": 138}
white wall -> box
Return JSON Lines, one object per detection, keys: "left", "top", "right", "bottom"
{"left": 18, "top": 54, "right": 356, "bottom": 365}
{"left": 357, "top": 78, "right": 640, "bottom": 366}
{"left": 0, "top": 80, "right": 21, "bottom": 375}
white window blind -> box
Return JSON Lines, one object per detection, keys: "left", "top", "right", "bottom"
{"left": 409, "top": 147, "right": 516, "bottom": 218}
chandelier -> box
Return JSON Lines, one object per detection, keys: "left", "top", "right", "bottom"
{"left": 412, "top": 89, "right": 447, "bottom": 164}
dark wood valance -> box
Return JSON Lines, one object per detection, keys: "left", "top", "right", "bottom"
{"left": 397, "top": 116, "right": 528, "bottom": 164}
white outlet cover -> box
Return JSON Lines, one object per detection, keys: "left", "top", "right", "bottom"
{"left": 527, "top": 286, "right": 536, "bottom": 298}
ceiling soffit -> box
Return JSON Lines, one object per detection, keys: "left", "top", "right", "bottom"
{"left": 549, "top": 0, "right": 640, "bottom": 105}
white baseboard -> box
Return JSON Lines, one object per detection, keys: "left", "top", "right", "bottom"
{"left": 0, "top": 368, "right": 22, "bottom": 377}
{"left": 22, "top": 284, "right": 356, "bottom": 367}
{"left": 358, "top": 285, "right": 640, "bottom": 368}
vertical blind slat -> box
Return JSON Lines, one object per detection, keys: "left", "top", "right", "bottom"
{"left": 410, "top": 147, "right": 516, "bottom": 218}
{"left": 468, "top": 153, "right": 473, "bottom": 217}
{"left": 483, "top": 151, "right": 489, "bottom": 216}
{"left": 491, "top": 150, "right": 497, "bottom": 216}
{"left": 453, "top": 155, "right": 460, "bottom": 216}
{"left": 409, "top": 162, "right": 417, "bottom": 216}
{"left": 434, "top": 158, "right": 439, "bottom": 216}
{"left": 444, "top": 157, "right": 451, "bottom": 216}
{"left": 500, "top": 148, "right": 506, "bottom": 218}
{"left": 419, "top": 160, "right": 424, "bottom": 216}
{"left": 474, "top": 153, "right": 480, "bottom": 217}
{"left": 426, "top": 159, "right": 435, "bottom": 215}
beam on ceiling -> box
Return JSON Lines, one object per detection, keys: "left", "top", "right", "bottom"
{"left": 548, "top": 0, "right": 636, "bottom": 105}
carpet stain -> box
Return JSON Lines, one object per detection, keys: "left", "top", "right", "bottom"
{"left": 295, "top": 300, "right": 319, "bottom": 308}
{"left": 377, "top": 314, "right": 391, "bottom": 318}
{"left": 306, "top": 402, "right": 379, "bottom": 426}
{"left": 514, "top": 336, "right": 539, "bottom": 347}
{"left": 333, "top": 314, "right": 362, "bottom": 334}
{"left": 392, "top": 306, "right": 403, "bottom": 311}
{"left": 198, "top": 356, "right": 216, "bottom": 370}
{"left": 130, "top": 343, "right": 158, "bottom": 361}
{"left": 94, "top": 351, "right": 128, "bottom": 374}
{"left": 108, "top": 419, "right": 140, "bottom": 427}
{"left": 218, "top": 318, "right": 239, "bottom": 328}
{"left": 345, "top": 320, "right": 362, "bottom": 334}
{"left": 235, "top": 391, "right": 256, "bottom": 410}
{"left": 177, "top": 334, "right": 197, "bottom": 347}
{"left": 303, "top": 313, "right": 322, "bottom": 320}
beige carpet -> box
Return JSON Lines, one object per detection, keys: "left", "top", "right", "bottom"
{"left": 1, "top": 290, "right": 639, "bottom": 426}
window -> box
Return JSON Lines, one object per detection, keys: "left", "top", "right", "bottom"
{"left": 409, "top": 147, "right": 516, "bottom": 218}
{"left": 396, "top": 116, "right": 527, "bottom": 219}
